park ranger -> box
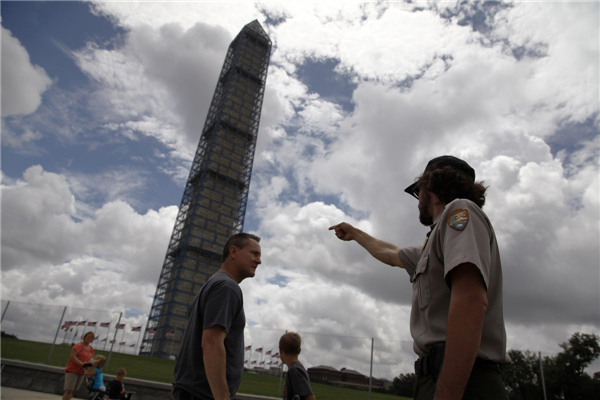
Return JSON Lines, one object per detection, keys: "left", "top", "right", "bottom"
{"left": 329, "top": 156, "right": 510, "bottom": 400}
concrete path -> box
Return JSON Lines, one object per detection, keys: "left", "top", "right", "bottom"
{"left": 1, "top": 387, "right": 63, "bottom": 399}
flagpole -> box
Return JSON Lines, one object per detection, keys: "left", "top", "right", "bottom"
{"left": 120, "top": 326, "right": 126, "bottom": 353}
{"left": 62, "top": 323, "right": 69, "bottom": 344}
{"left": 103, "top": 323, "right": 110, "bottom": 351}
{"left": 47, "top": 306, "right": 67, "bottom": 365}
{"left": 1, "top": 300, "right": 10, "bottom": 322}
{"left": 105, "top": 312, "right": 122, "bottom": 371}
{"left": 135, "top": 330, "right": 142, "bottom": 355}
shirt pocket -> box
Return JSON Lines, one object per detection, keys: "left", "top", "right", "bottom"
{"left": 414, "top": 255, "right": 431, "bottom": 310}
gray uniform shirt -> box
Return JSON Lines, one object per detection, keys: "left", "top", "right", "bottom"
{"left": 398, "top": 198, "right": 510, "bottom": 364}
{"left": 173, "top": 271, "right": 246, "bottom": 399}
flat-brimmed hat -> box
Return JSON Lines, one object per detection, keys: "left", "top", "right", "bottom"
{"left": 404, "top": 155, "right": 475, "bottom": 198}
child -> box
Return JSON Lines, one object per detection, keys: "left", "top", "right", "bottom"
{"left": 279, "top": 332, "right": 316, "bottom": 400}
{"left": 107, "top": 368, "right": 131, "bottom": 400}
{"left": 87, "top": 355, "right": 106, "bottom": 391}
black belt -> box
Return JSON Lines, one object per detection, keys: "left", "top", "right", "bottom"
{"left": 414, "top": 343, "right": 501, "bottom": 381}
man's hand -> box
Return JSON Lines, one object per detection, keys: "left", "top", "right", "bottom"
{"left": 329, "top": 222, "right": 403, "bottom": 267}
{"left": 329, "top": 222, "right": 356, "bottom": 241}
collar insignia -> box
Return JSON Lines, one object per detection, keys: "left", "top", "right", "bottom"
{"left": 448, "top": 208, "right": 469, "bottom": 231}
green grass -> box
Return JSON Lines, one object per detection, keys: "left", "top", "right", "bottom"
{"left": 1, "top": 338, "right": 410, "bottom": 400}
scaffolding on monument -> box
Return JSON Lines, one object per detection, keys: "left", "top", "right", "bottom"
{"left": 140, "top": 20, "right": 271, "bottom": 358}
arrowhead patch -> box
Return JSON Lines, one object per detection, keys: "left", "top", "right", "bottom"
{"left": 448, "top": 208, "right": 469, "bottom": 231}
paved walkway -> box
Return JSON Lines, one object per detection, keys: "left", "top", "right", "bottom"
{"left": 1, "top": 387, "right": 63, "bottom": 399}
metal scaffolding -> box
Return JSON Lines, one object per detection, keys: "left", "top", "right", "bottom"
{"left": 140, "top": 20, "right": 271, "bottom": 358}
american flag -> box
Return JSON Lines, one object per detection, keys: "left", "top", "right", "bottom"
{"left": 131, "top": 326, "right": 142, "bottom": 332}
{"left": 129, "top": 344, "right": 135, "bottom": 347}
{"left": 265, "top": 350, "right": 272, "bottom": 355}
{"left": 251, "top": 361, "right": 257, "bottom": 364}
{"left": 87, "top": 321, "right": 97, "bottom": 327}
{"left": 165, "top": 331, "right": 175, "bottom": 338}
{"left": 100, "top": 322, "right": 110, "bottom": 328}
{"left": 101, "top": 338, "right": 107, "bottom": 342}
{"left": 244, "top": 345, "right": 252, "bottom": 351}
{"left": 147, "top": 327, "right": 157, "bottom": 334}
{"left": 117, "top": 324, "right": 126, "bottom": 329}
{"left": 110, "top": 340, "right": 115, "bottom": 344}
{"left": 77, "top": 321, "right": 87, "bottom": 326}
{"left": 272, "top": 353, "right": 280, "bottom": 358}
{"left": 260, "top": 361, "right": 265, "bottom": 365}
{"left": 255, "top": 347, "right": 263, "bottom": 353}
{"left": 119, "top": 341, "right": 126, "bottom": 345}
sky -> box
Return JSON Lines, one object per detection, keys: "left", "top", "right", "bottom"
{"left": 1, "top": 0, "right": 599, "bottom": 380}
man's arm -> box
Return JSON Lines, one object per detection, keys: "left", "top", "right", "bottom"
{"left": 202, "top": 325, "right": 230, "bottom": 400}
{"left": 434, "top": 263, "right": 488, "bottom": 400}
{"left": 328, "top": 222, "right": 403, "bottom": 267}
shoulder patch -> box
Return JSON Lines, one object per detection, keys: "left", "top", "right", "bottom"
{"left": 447, "top": 208, "right": 469, "bottom": 231}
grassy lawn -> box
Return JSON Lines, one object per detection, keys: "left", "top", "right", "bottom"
{"left": 1, "top": 338, "right": 410, "bottom": 400}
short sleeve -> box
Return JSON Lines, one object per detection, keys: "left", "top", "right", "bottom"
{"left": 440, "top": 200, "right": 492, "bottom": 289}
{"left": 398, "top": 246, "right": 422, "bottom": 280}
{"left": 289, "top": 366, "right": 313, "bottom": 397}
{"left": 203, "top": 283, "right": 242, "bottom": 335}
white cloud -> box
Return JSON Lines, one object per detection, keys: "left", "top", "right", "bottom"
{"left": 1, "top": 165, "right": 178, "bottom": 313}
{"left": 1, "top": 25, "right": 53, "bottom": 118}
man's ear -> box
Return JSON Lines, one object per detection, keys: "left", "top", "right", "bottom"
{"left": 229, "top": 245, "right": 238, "bottom": 259}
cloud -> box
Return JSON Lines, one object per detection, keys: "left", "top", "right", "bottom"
{"left": 1, "top": 25, "right": 53, "bottom": 118}
{"left": 1, "top": 165, "right": 178, "bottom": 313}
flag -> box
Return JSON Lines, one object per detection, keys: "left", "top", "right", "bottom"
{"left": 251, "top": 361, "right": 257, "bottom": 364}
{"left": 101, "top": 338, "right": 107, "bottom": 342}
{"left": 77, "top": 321, "right": 87, "bottom": 326}
{"left": 100, "top": 322, "right": 110, "bottom": 328}
{"left": 260, "top": 361, "right": 265, "bottom": 365}
{"left": 265, "top": 350, "right": 272, "bottom": 355}
{"left": 110, "top": 340, "right": 115, "bottom": 344}
{"left": 94, "top": 336, "right": 99, "bottom": 340}
{"left": 119, "top": 341, "right": 126, "bottom": 345}
{"left": 132, "top": 326, "right": 142, "bottom": 332}
{"left": 61, "top": 324, "right": 68, "bottom": 330}
{"left": 165, "top": 331, "right": 175, "bottom": 338}
{"left": 147, "top": 327, "right": 157, "bottom": 334}
{"left": 244, "top": 345, "right": 252, "bottom": 351}
{"left": 87, "top": 321, "right": 97, "bottom": 327}
{"left": 272, "top": 353, "right": 280, "bottom": 358}
{"left": 129, "top": 344, "right": 135, "bottom": 347}
{"left": 117, "top": 323, "right": 125, "bottom": 329}
{"left": 255, "top": 347, "right": 263, "bottom": 353}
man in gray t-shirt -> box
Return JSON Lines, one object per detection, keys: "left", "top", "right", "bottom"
{"left": 173, "top": 233, "right": 262, "bottom": 400}
{"left": 330, "top": 156, "right": 510, "bottom": 400}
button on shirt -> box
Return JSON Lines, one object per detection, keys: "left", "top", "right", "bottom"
{"left": 397, "top": 198, "right": 510, "bottom": 364}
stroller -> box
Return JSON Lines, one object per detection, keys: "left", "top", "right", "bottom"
{"left": 86, "top": 375, "right": 108, "bottom": 400}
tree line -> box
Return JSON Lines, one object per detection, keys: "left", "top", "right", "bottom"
{"left": 389, "top": 332, "right": 600, "bottom": 399}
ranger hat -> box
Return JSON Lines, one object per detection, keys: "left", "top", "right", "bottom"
{"left": 404, "top": 155, "right": 476, "bottom": 198}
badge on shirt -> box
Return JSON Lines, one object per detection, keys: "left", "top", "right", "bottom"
{"left": 448, "top": 208, "right": 469, "bottom": 231}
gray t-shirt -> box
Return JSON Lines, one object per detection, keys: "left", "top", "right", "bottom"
{"left": 173, "top": 271, "right": 246, "bottom": 399}
{"left": 398, "top": 199, "right": 510, "bottom": 364}
{"left": 284, "top": 361, "right": 313, "bottom": 400}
